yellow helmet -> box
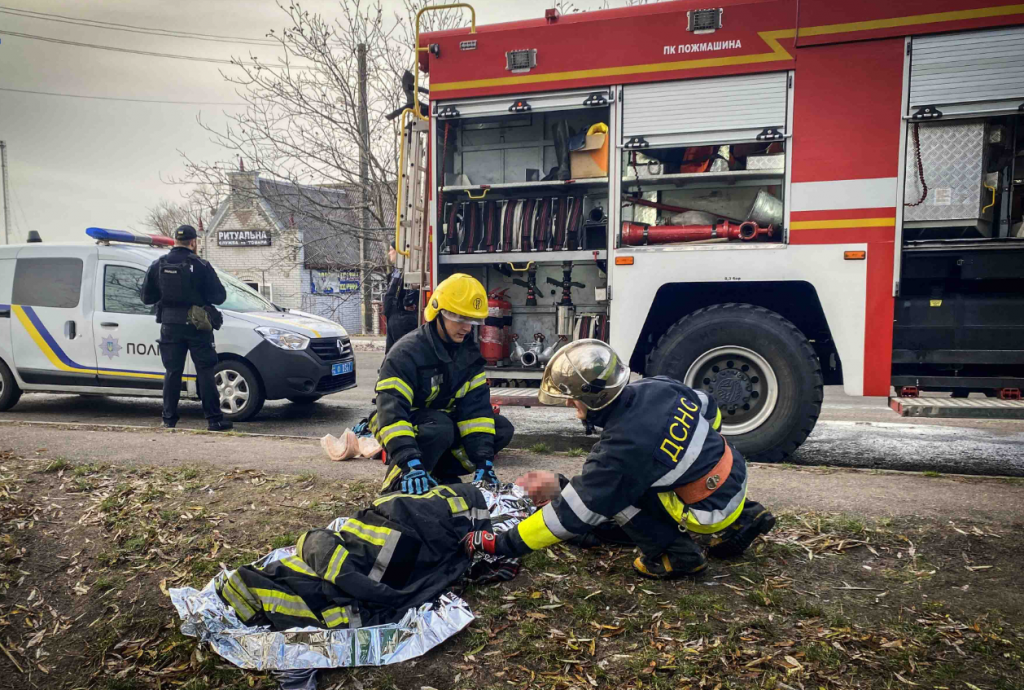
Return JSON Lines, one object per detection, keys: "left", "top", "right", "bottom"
{"left": 424, "top": 273, "right": 488, "bottom": 325}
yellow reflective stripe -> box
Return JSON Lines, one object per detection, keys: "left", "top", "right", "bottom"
{"left": 713, "top": 408, "right": 722, "bottom": 431}
{"left": 657, "top": 492, "right": 687, "bottom": 524}
{"left": 222, "top": 574, "right": 258, "bottom": 620}
{"left": 324, "top": 545, "right": 349, "bottom": 583}
{"left": 280, "top": 555, "right": 318, "bottom": 578}
{"left": 295, "top": 532, "right": 308, "bottom": 562}
{"left": 322, "top": 606, "right": 349, "bottom": 628}
{"left": 340, "top": 519, "right": 392, "bottom": 546}
{"left": 426, "top": 384, "right": 439, "bottom": 405}
{"left": 518, "top": 510, "right": 562, "bottom": 550}
{"left": 373, "top": 485, "right": 456, "bottom": 506}
{"left": 466, "top": 372, "right": 488, "bottom": 393}
{"left": 375, "top": 377, "right": 414, "bottom": 404}
{"left": 447, "top": 496, "right": 470, "bottom": 514}
{"left": 686, "top": 495, "right": 746, "bottom": 535}
{"left": 454, "top": 382, "right": 470, "bottom": 399}
{"left": 380, "top": 420, "right": 415, "bottom": 445}
{"left": 380, "top": 464, "right": 403, "bottom": 491}
{"left": 250, "top": 588, "right": 319, "bottom": 620}
{"left": 457, "top": 417, "right": 495, "bottom": 437}
{"left": 451, "top": 446, "right": 475, "bottom": 471}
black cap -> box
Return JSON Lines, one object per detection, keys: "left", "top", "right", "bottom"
{"left": 175, "top": 224, "right": 197, "bottom": 241}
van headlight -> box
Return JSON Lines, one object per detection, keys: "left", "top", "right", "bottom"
{"left": 255, "top": 326, "right": 309, "bottom": 351}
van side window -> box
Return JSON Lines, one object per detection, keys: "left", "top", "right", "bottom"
{"left": 12, "top": 257, "right": 84, "bottom": 308}
{"left": 104, "top": 265, "right": 153, "bottom": 315}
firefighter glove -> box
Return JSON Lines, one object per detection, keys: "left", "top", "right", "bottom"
{"left": 400, "top": 459, "right": 437, "bottom": 495}
{"left": 473, "top": 459, "right": 499, "bottom": 486}
{"left": 463, "top": 530, "right": 497, "bottom": 557}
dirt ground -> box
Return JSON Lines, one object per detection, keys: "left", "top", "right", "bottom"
{"left": 0, "top": 444, "right": 1022, "bottom": 690}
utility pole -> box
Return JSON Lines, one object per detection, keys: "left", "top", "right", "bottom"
{"left": 1, "top": 141, "right": 10, "bottom": 245}
{"left": 357, "top": 43, "right": 373, "bottom": 335}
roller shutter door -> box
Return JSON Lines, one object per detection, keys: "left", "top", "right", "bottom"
{"left": 622, "top": 72, "right": 789, "bottom": 147}
{"left": 434, "top": 87, "right": 612, "bottom": 120}
{"left": 909, "top": 26, "right": 1024, "bottom": 118}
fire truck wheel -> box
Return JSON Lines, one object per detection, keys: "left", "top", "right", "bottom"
{"left": 648, "top": 303, "right": 823, "bottom": 463}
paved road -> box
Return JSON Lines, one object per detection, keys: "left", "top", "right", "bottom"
{"left": 5, "top": 350, "right": 1024, "bottom": 475}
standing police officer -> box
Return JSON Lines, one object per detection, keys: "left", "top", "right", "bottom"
{"left": 141, "top": 224, "right": 232, "bottom": 431}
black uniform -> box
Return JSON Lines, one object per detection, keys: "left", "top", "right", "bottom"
{"left": 372, "top": 321, "right": 514, "bottom": 491}
{"left": 495, "top": 376, "right": 770, "bottom": 572}
{"left": 383, "top": 269, "right": 418, "bottom": 353}
{"left": 141, "top": 245, "right": 227, "bottom": 427}
{"left": 218, "top": 483, "right": 491, "bottom": 629}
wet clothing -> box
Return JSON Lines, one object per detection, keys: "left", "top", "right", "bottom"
{"left": 217, "top": 483, "right": 490, "bottom": 629}
{"left": 372, "top": 322, "right": 511, "bottom": 487}
{"left": 495, "top": 376, "right": 766, "bottom": 566}
{"left": 142, "top": 246, "right": 227, "bottom": 425}
{"left": 383, "top": 269, "right": 419, "bottom": 353}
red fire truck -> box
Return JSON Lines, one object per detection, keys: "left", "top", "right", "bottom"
{"left": 391, "top": 0, "right": 1024, "bottom": 462}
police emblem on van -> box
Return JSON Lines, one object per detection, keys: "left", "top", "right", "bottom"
{"left": 99, "top": 335, "right": 122, "bottom": 360}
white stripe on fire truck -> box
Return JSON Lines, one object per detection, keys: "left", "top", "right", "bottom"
{"left": 790, "top": 178, "right": 898, "bottom": 213}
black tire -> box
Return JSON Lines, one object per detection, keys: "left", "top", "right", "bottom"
{"left": 211, "top": 360, "right": 265, "bottom": 422}
{"left": 647, "top": 303, "right": 823, "bottom": 463}
{"left": 287, "top": 395, "right": 323, "bottom": 405}
{"left": 0, "top": 359, "right": 23, "bottom": 412}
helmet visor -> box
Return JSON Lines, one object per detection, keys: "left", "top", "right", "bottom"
{"left": 439, "top": 308, "right": 485, "bottom": 326}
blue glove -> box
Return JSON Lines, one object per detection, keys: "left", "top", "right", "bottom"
{"left": 473, "top": 460, "right": 499, "bottom": 486}
{"left": 401, "top": 459, "right": 438, "bottom": 495}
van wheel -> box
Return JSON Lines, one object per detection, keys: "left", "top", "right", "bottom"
{"left": 647, "top": 304, "right": 823, "bottom": 463}
{"left": 287, "top": 395, "right": 323, "bottom": 405}
{"left": 213, "top": 361, "right": 264, "bottom": 422}
{"left": 0, "top": 359, "right": 23, "bottom": 412}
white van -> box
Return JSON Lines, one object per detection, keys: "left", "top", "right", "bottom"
{"left": 0, "top": 229, "right": 356, "bottom": 421}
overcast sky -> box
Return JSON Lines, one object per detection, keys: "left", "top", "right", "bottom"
{"left": 0, "top": 0, "right": 620, "bottom": 244}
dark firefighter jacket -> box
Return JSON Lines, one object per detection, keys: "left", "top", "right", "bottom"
{"left": 141, "top": 247, "right": 226, "bottom": 325}
{"left": 383, "top": 269, "right": 419, "bottom": 352}
{"left": 217, "top": 483, "right": 491, "bottom": 630}
{"left": 496, "top": 376, "right": 748, "bottom": 557}
{"left": 371, "top": 322, "right": 495, "bottom": 468}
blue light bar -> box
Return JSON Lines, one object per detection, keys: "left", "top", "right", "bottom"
{"left": 86, "top": 227, "right": 174, "bottom": 247}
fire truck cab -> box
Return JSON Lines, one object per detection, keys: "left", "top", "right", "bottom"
{"left": 396, "top": 0, "right": 1024, "bottom": 462}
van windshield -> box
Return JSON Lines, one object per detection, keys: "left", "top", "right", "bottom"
{"left": 217, "top": 271, "right": 279, "bottom": 313}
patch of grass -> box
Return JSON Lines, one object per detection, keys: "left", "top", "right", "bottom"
{"left": 803, "top": 641, "right": 844, "bottom": 670}
{"left": 43, "top": 457, "right": 73, "bottom": 473}
{"left": 794, "top": 600, "right": 824, "bottom": 619}
{"left": 922, "top": 470, "right": 942, "bottom": 478}
{"left": 177, "top": 465, "right": 200, "bottom": 481}
{"left": 122, "top": 534, "right": 148, "bottom": 553}
{"left": 72, "top": 463, "right": 103, "bottom": 477}
{"left": 72, "top": 478, "right": 95, "bottom": 492}
{"left": 99, "top": 496, "right": 120, "bottom": 512}
{"left": 93, "top": 576, "right": 117, "bottom": 592}
{"left": 269, "top": 533, "right": 299, "bottom": 550}
{"left": 189, "top": 559, "right": 220, "bottom": 580}
{"left": 528, "top": 442, "right": 551, "bottom": 454}
{"left": 566, "top": 447, "right": 585, "bottom": 457}
{"left": 747, "top": 588, "right": 774, "bottom": 608}
{"left": 677, "top": 590, "right": 721, "bottom": 614}
{"left": 296, "top": 472, "right": 318, "bottom": 484}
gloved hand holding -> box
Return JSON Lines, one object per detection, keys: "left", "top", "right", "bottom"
{"left": 462, "top": 530, "right": 497, "bottom": 557}
{"left": 400, "top": 458, "right": 438, "bottom": 495}
{"left": 473, "top": 459, "right": 500, "bottom": 486}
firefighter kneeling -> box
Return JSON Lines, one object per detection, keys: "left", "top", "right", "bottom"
{"left": 373, "top": 274, "right": 514, "bottom": 494}
{"left": 465, "top": 339, "right": 775, "bottom": 579}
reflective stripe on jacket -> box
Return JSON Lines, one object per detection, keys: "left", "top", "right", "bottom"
{"left": 372, "top": 322, "right": 495, "bottom": 467}
{"left": 217, "top": 483, "right": 491, "bottom": 630}
{"left": 499, "top": 377, "right": 746, "bottom": 556}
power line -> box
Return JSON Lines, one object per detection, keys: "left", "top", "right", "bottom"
{"left": 0, "top": 86, "right": 243, "bottom": 106}
{"left": 0, "top": 30, "right": 314, "bottom": 69}
{"left": 0, "top": 5, "right": 280, "bottom": 46}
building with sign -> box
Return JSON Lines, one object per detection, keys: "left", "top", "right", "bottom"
{"left": 202, "top": 171, "right": 389, "bottom": 334}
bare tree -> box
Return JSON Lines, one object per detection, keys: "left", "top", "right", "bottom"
{"left": 174, "top": 0, "right": 468, "bottom": 282}
{"left": 143, "top": 199, "right": 202, "bottom": 238}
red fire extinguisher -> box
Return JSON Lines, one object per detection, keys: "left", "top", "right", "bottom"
{"left": 481, "top": 289, "right": 511, "bottom": 365}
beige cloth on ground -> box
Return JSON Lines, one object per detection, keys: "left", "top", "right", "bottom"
{"left": 320, "top": 430, "right": 382, "bottom": 461}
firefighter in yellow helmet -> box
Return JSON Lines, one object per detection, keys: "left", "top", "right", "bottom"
{"left": 372, "top": 273, "right": 514, "bottom": 494}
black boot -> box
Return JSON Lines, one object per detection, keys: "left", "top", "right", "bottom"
{"left": 208, "top": 420, "right": 234, "bottom": 432}
{"left": 707, "top": 501, "right": 776, "bottom": 559}
{"left": 552, "top": 120, "right": 571, "bottom": 180}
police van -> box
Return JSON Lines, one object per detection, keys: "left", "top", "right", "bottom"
{"left": 0, "top": 228, "right": 356, "bottom": 421}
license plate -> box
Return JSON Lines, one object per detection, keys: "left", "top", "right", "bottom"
{"left": 332, "top": 361, "right": 353, "bottom": 376}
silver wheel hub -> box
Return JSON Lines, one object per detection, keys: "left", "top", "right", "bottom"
{"left": 215, "top": 369, "right": 250, "bottom": 415}
{"left": 685, "top": 346, "right": 778, "bottom": 436}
